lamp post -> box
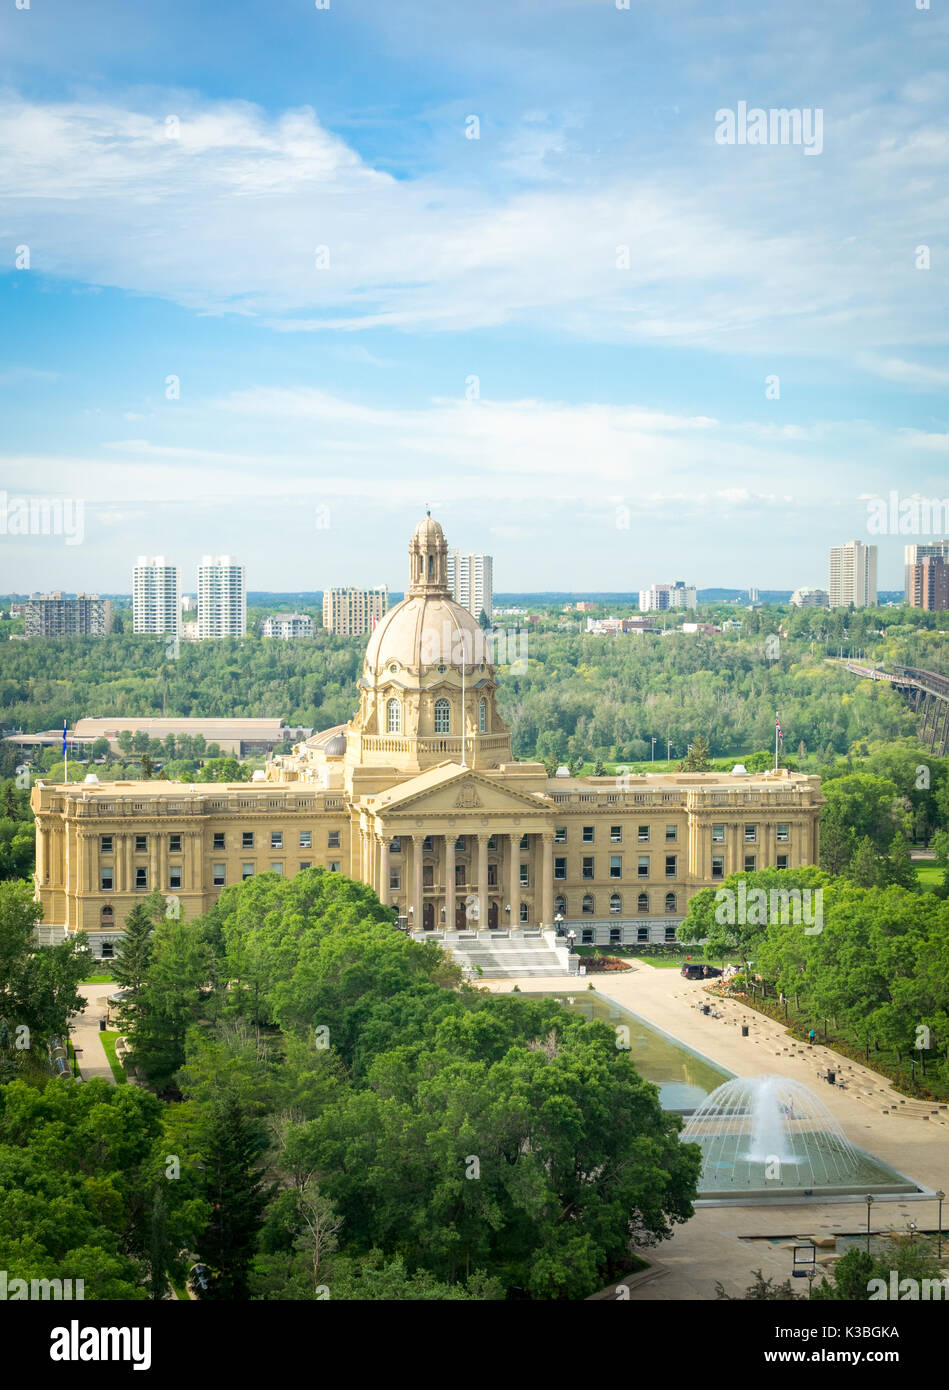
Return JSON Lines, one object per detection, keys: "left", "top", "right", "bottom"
{"left": 567, "top": 929, "right": 577, "bottom": 953}
{"left": 554, "top": 912, "right": 564, "bottom": 937}
{"left": 651, "top": 737, "right": 656, "bottom": 762}
{"left": 937, "top": 1191, "right": 945, "bottom": 1260}
{"left": 865, "top": 1194, "right": 874, "bottom": 1255}
{"left": 667, "top": 739, "right": 672, "bottom": 761}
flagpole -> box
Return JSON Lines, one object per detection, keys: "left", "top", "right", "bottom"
{"left": 63, "top": 719, "right": 68, "bottom": 784}
{"left": 774, "top": 711, "right": 779, "bottom": 772}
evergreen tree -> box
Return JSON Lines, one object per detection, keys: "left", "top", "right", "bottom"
{"left": 882, "top": 831, "right": 917, "bottom": 890}
{"left": 197, "top": 1094, "right": 269, "bottom": 1300}
{"left": 113, "top": 893, "right": 165, "bottom": 994}
{"left": 849, "top": 835, "right": 882, "bottom": 888}
{"left": 678, "top": 734, "right": 711, "bottom": 771}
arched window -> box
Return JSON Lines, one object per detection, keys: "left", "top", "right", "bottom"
{"left": 428, "top": 554, "right": 434, "bottom": 577}
{"left": 665, "top": 892, "right": 677, "bottom": 914}
{"left": 386, "top": 698, "right": 401, "bottom": 733}
{"left": 581, "top": 894, "right": 594, "bottom": 915}
{"left": 637, "top": 892, "right": 649, "bottom": 914}
{"left": 434, "top": 698, "right": 451, "bottom": 733}
{"left": 100, "top": 905, "right": 113, "bottom": 926}
{"left": 479, "top": 698, "right": 487, "bottom": 733}
{"left": 609, "top": 893, "right": 622, "bottom": 915}
{"left": 554, "top": 894, "right": 566, "bottom": 916}
{"left": 519, "top": 902, "right": 529, "bottom": 923}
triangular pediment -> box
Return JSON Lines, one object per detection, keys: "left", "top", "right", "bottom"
{"left": 362, "top": 763, "right": 549, "bottom": 817}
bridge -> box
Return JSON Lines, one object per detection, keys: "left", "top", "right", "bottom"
{"left": 844, "top": 663, "right": 949, "bottom": 755}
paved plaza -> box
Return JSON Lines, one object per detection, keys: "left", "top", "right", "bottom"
{"left": 485, "top": 964, "right": 949, "bottom": 1299}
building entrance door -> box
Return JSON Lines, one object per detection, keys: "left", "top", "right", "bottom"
{"left": 488, "top": 901, "right": 499, "bottom": 929}
{"left": 455, "top": 903, "right": 467, "bottom": 929}
{"left": 423, "top": 902, "right": 435, "bottom": 931}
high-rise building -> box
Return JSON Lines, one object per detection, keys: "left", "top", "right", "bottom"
{"left": 132, "top": 557, "right": 179, "bottom": 636}
{"left": 904, "top": 541, "right": 949, "bottom": 605}
{"left": 828, "top": 542, "right": 877, "bottom": 608}
{"left": 446, "top": 550, "right": 493, "bottom": 621}
{"left": 322, "top": 586, "right": 388, "bottom": 637}
{"left": 639, "top": 582, "right": 697, "bottom": 612}
{"left": 262, "top": 613, "right": 314, "bottom": 640}
{"left": 907, "top": 557, "right": 949, "bottom": 611}
{"left": 197, "top": 557, "right": 246, "bottom": 638}
{"left": 24, "top": 593, "right": 112, "bottom": 637}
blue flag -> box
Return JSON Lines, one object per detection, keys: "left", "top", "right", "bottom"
{"left": 62, "top": 720, "right": 67, "bottom": 756}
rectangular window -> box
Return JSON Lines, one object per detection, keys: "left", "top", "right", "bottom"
{"left": 100, "top": 942, "right": 114, "bottom": 959}
{"left": 712, "top": 855, "right": 725, "bottom": 879}
{"left": 299, "top": 831, "right": 312, "bottom": 849}
{"left": 744, "top": 854, "right": 756, "bottom": 873}
{"left": 328, "top": 830, "right": 341, "bottom": 849}
{"left": 455, "top": 835, "right": 466, "bottom": 851}
{"left": 423, "top": 865, "right": 434, "bottom": 888}
{"left": 100, "top": 869, "right": 113, "bottom": 891}
{"left": 169, "top": 866, "right": 182, "bottom": 890}
{"left": 582, "top": 856, "right": 594, "bottom": 880}
{"left": 638, "top": 855, "right": 649, "bottom": 878}
{"left": 100, "top": 835, "right": 113, "bottom": 854}
{"left": 712, "top": 825, "right": 725, "bottom": 843}
{"left": 329, "top": 861, "right": 340, "bottom": 873}
{"left": 609, "top": 927, "right": 621, "bottom": 944}
{"left": 390, "top": 836, "right": 401, "bottom": 853}
{"left": 745, "top": 824, "right": 757, "bottom": 842}
{"left": 135, "top": 867, "right": 148, "bottom": 890}
{"left": 554, "top": 856, "right": 566, "bottom": 880}
{"left": 135, "top": 835, "right": 147, "bottom": 853}
{"left": 519, "top": 902, "right": 529, "bottom": 923}
{"left": 554, "top": 826, "right": 566, "bottom": 844}
{"left": 169, "top": 833, "right": 182, "bottom": 854}
{"left": 488, "top": 835, "right": 497, "bottom": 850}
{"left": 212, "top": 832, "right": 225, "bottom": 850}
{"left": 271, "top": 862, "right": 284, "bottom": 876}
{"left": 242, "top": 832, "right": 254, "bottom": 849}
{"left": 665, "top": 855, "right": 677, "bottom": 877}
{"left": 213, "top": 864, "right": 226, "bottom": 887}
{"left": 520, "top": 834, "right": 529, "bottom": 850}
{"left": 776, "top": 854, "right": 789, "bottom": 870}
{"left": 638, "top": 825, "right": 649, "bottom": 842}
{"left": 664, "top": 926, "right": 677, "bottom": 942}
{"left": 665, "top": 824, "right": 678, "bottom": 841}
{"left": 610, "top": 825, "right": 622, "bottom": 843}
{"left": 637, "top": 926, "right": 649, "bottom": 942}
{"left": 581, "top": 928, "right": 594, "bottom": 944}
{"left": 609, "top": 855, "right": 622, "bottom": 879}
{"left": 271, "top": 831, "right": 283, "bottom": 850}
{"left": 776, "top": 824, "right": 789, "bottom": 842}
{"left": 520, "top": 863, "right": 529, "bottom": 887}
{"left": 455, "top": 863, "right": 466, "bottom": 887}
{"left": 582, "top": 826, "right": 594, "bottom": 843}
{"left": 422, "top": 835, "right": 433, "bottom": 852}
{"left": 299, "top": 862, "right": 311, "bottom": 872}
{"left": 488, "top": 864, "right": 498, "bottom": 887}
{"left": 389, "top": 869, "right": 401, "bottom": 891}
{"left": 241, "top": 863, "right": 254, "bottom": 881}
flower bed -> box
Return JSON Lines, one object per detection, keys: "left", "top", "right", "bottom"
{"left": 582, "top": 954, "right": 633, "bottom": 973}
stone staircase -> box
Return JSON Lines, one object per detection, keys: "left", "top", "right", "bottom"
{"left": 411, "top": 929, "right": 576, "bottom": 978}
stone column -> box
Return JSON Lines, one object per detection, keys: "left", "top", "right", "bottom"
{"left": 444, "top": 833, "right": 456, "bottom": 930}
{"left": 505, "top": 833, "right": 518, "bottom": 929}
{"left": 159, "top": 832, "right": 169, "bottom": 895}
{"left": 541, "top": 833, "right": 554, "bottom": 928}
{"left": 149, "top": 832, "right": 160, "bottom": 895}
{"left": 477, "top": 833, "right": 488, "bottom": 930}
{"left": 378, "top": 834, "right": 390, "bottom": 904}
{"left": 412, "top": 832, "right": 424, "bottom": 930}
{"left": 35, "top": 816, "right": 46, "bottom": 885}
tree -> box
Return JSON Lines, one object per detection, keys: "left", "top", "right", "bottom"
{"left": 113, "top": 893, "right": 165, "bottom": 997}
{"left": 91, "top": 737, "right": 110, "bottom": 760}
{"left": 0, "top": 881, "right": 90, "bottom": 1044}
{"left": 678, "top": 734, "right": 710, "bottom": 771}
{"left": 117, "top": 731, "right": 134, "bottom": 756}
{"left": 715, "top": 1268, "right": 802, "bottom": 1300}
{"left": 125, "top": 918, "right": 213, "bottom": 1093}
{"left": 882, "top": 831, "right": 917, "bottom": 890}
{"left": 849, "top": 835, "right": 883, "bottom": 889}
{"left": 195, "top": 1093, "right": 269, "bottom": 1300}
{"left": 139, "top": 753, "right": 154, "bottom": 779}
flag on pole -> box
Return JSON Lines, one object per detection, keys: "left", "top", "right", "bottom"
{"left": 776, "top": 716, "right": 783, "bottom": 745}
{"left": 61, "top": 720, "right": 68, "bottom": 756}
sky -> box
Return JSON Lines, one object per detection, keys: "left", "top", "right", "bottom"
{"left": 1, "top": 0, "right": 948, "bottom": 594}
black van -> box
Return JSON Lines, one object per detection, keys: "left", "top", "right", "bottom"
{"left": 680, "top": 963, "right": 722, "bottom": 980}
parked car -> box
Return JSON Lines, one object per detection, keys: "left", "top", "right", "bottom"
{"left": 680, "top": 963, "right": 722, "bottom": 980}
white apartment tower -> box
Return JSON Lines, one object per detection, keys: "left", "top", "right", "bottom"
{"left": 829, "top": 541, "right": 877, "bottom": 608}
{"left": 446, "top": 550, "right": 493, "bottom": 621}
{"left": 132, "top": 557, "right": 179, "bottom": 636}
{"left": 197, "top": 556, "right": 246, "bottom": 638}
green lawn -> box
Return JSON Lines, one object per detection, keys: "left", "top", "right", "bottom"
{"left": 915, "top": 862, "right": 945, "bottom": 893}
{"left": 80, "top": 973, "right": 118, "bottom": 985}
{"left": 99, "top": 1030, "right": 128, "bottom": 1085}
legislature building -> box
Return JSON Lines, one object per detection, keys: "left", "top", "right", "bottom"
{"left": 31, "top": 515, "right": 825, "bottom": 960}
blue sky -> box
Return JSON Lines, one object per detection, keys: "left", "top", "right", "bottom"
{"left": 1, "top": 0, "right": 948, "bottom": 593}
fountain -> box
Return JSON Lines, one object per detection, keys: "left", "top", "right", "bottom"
{"left": 681, "top": 1075, "right": 918, "bottom": 1198}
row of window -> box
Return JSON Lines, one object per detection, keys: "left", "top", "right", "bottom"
{"left": 99, "top": 831, "right": 340, "bottom": 853}
{"left": 100, "top": 861, "right": 342, "bottom": 891}
{"left": 581, "top": 926, "right": 679, "bottom": 945}
{"left": 558, "top": 854, "right": 680, "bottom": 881}
{"left": 554, "top": 892, "right": 679, "bottom": 915}
{"left": 714, "top": 854, "right": 789, "bottom": 875}
{"left": 386, "top": 697, "right": 489, "bottom": 734}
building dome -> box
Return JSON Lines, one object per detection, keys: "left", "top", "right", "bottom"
{"left": 324, "top": 732, "right": 347, "bottom": 757}
{"left": 554, "top": 765, "right": 571, "bottom": 778}
{"left": 364, "top": 595, "right": 487, "bottom": 675}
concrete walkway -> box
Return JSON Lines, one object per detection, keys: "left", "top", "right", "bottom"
{"left": 69, "top": 982, "right": 119, "bottom": 1085}
{"left": 485, "top": 965, "right": 949, "bottom": 1299}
